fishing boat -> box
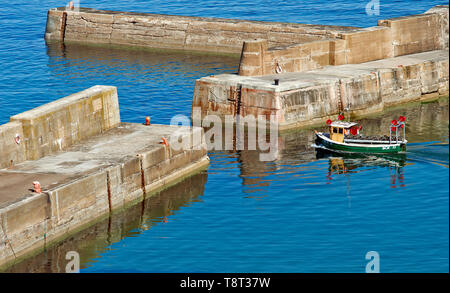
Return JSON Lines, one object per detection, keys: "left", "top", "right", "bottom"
{"left": 314, "top": 115, "right": 407, "bottom": 154}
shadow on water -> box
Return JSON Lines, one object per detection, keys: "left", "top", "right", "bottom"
{"left": 4, "top": 172, "right": 208, "bottom": 273}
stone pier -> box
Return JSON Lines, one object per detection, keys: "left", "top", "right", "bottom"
{"left": 44, "top": 5, "right": 449, "bottom": 129}
{"left": 0, "top": 86, "right": 209, "bottom": 268}
{"left": 193, "top": 49, "right": 449, "bottom": 130}
{"left": 191, "top": 5, "right": 449, "bottom": 128}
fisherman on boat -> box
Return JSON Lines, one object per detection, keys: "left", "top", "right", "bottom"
{"left": 314, "top": 115, "right": 407, "bottom": 154}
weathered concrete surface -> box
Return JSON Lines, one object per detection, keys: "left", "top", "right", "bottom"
{"left": 0, "top": 122, "right": 26, "bottom": 169}
{"left": 44, "top": 7, "right": 360, "bottom": 54}
{"left": 2, "top": 97, "right": 448, "bottom": 272}
{"left": 0, "top": 122, "right": 208, "bottom": 268}
{"left": 193, "top": 50, "right": 449, "bottom": 130}
{"left": 238, "top": 38, "right": 341, "bottom": 76}
{"left": 425, "top": 5, "right": 449, "bottom": 50}
{"left": 239, "top": 6, "right": 449, "bottom": 76}
{"left": 378, "top": 7, "right": 447, "bottom": 56}
{"left": 3, "top": 172, "right": 208, "bottom": 272}
{"left": 10, "top": 85, "right": 120, "bottom": 161}
{"left": 0, "top": 85, "right": 209, "bottom": 269}
{"left": 1, "top": 85, "right": 120, "bottom": 170}
{"left": 44, "top": 6, "right": 448, "bottom": 76}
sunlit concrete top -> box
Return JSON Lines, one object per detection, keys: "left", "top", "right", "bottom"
{"left": 199, "top": 50, "right": 449, "bottom": 93}
{"left": 0, "top": 122, "right": 199, "bottom": 208}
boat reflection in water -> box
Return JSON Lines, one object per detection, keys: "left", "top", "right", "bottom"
{"left": 315, "top": 147, "right": 407, "bottom": 189}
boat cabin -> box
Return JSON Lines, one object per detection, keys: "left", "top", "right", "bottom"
{"left": 329, "top": 121, "right": 358, "bottom": 143}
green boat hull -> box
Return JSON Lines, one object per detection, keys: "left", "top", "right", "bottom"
{"left": 316, "top": 133, "right": 406, "bottom": 154}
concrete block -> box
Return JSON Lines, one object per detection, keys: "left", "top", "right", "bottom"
{"left": 341, "top": 26, "right": 393, "bottom": 64}
{"left": 379, "top": 14, "right": 440, "bottom": 56}
{"left": 419, "top": 61, "right": 440, "bottom": 94}
{"left": 44, "top": 9, "right": 64, "bottom": 41}
{"left": 0, "top": 122, "right": 26, "bottom": 169}
{"left": 48, "top": 171, "right": 109, "bottom": 224}
{"left": 142, "top": 164, "right": 162, "bottom": 185}
{"left": 106, "top": 165, "right": 124, "bottom": 210}
{"left": 241, "top": 88, "right": 278, "bottom": 110}
{"left": 343, "top": 75, "right": 382, "bottom": 111}
{"left": 120, "top": 157, "right": 143, "bottom": 201}
{"left": 0, "top": 193, "right": 49, "bottom": 237}
{"left": 238, "top": 39, "right": 268, "bottom": 76}
{"left": 10, "top": 85, "right": 120, "bottom": 161}
{"left": 425, "top": 6, "right": 449, "bottom": 50}
{"left": 140, "top": 146, "right": 167, "bottom": 169}
{"left": 121, "top": 156, "right": 141, "bottom": 180}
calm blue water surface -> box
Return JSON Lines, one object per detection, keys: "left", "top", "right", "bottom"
{"left": 1, "top": 0, "right": 448, "bottom": 273}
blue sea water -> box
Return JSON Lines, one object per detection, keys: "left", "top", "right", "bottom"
{"left": 0, "top": 0, "right": 448, "bottom": 273}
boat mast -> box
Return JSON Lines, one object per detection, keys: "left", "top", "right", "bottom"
{"left": 403, "top": 122, "right": 406, "bottom": 142}
{"left": 389, "top": 127, "right": 392, "bottom": 144}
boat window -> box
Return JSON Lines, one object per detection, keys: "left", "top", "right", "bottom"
{"left": 333, "top": 128, "right": 338, "bottom": 133}
{"left": 338, "top": 128, "right": 343, "bottom": 134}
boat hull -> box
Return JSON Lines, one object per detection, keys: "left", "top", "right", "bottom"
{"left": 315, "top": 133, "right": 406, "bottom": 154}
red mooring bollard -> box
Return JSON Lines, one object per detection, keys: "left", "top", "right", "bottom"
{"left": 160, "top": 137, "right": 169, "bottom": 147}
{"left": 33, "top": 181, "right": 42, "bottom": 193}
{"left": 145, "top": 116, "right": 151, "bottom": 125}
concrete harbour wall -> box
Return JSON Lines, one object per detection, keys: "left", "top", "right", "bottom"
{"left": 0, "top": 122, "right": 26, "bottom": 169}
{"left": 192, "top": 5, "right": 449, "bottom": 127}
{"left": 193, "top": 50, "right": 449, "bottom": 129}
{"left": 44, "top": 6, "right": 448, "bottom": 77}
{"left": 44, "top": 7, "right": 360, "bottom": 54}
{"left": 4, "top": 172, "right": 209, "bottom": 273}
{"left": 0, "top": 145, "right": 208, "bottom": 269}
{"left": 239, "top": 6, "right": 449, "bottom": 76}
{"left": 2, "top": 86, "right": 119, "bottom": 168}
{"left": 0, "top": 87, "right": 209, "bottom": 269}
{"left": 8, "top": 85, "right": 120, "bottom": 162}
